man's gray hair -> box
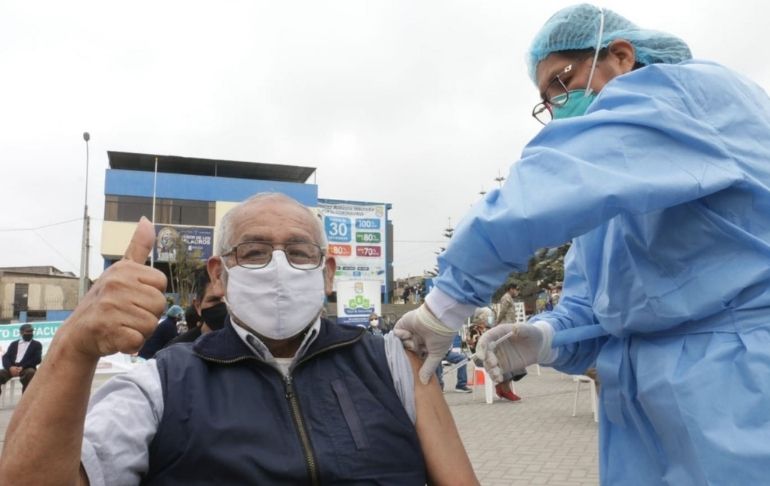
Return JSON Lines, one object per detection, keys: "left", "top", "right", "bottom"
{"left": 216, "top": 193, "right": 327, "bottom": 256}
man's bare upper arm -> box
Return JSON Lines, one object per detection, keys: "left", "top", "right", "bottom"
{"left": 405, "top": 351, "right": 479, "bottom": 486}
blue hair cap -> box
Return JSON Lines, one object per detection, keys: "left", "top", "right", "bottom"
{"left": 167, "top": 305, "right": 184, "bottom": 318}
{"left": 527, "top": 3, "right": 692, "bottom": 84}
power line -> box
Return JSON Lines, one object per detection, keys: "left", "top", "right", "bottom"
{"left": 0, "top": 217, "right": 83, "bottom": 232}
{"left": 32, "top": 231, "right": 79, "bottom": 272}
{"left": 394, "top": 240, "right": 447, "bottom": 244}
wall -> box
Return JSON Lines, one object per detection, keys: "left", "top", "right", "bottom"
{"left": 0, "top": 274, "right": 79, "bottom": 321}
{"left": 105, "top": 169, "right": 318, "bottom": 205}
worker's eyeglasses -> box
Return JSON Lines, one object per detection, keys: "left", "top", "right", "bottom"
{"left": 532, "top": 51, "right": 601, "bottom": 125}
{"left": 223, "top": 241, "right": 325, "bottom": 270}
{"left": 531, "top": 63, "right": 576, "bottom": 125}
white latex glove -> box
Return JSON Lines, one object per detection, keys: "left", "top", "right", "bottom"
{"left": 393, "top": 305, "right": 457, "bottom": 384}
{"left": 476, "top": 322, "right": 555, "bottom": 384}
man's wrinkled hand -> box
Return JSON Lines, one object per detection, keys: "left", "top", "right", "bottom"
{"left": 393, "top": 305, "right": 457, "bottom": 385}
{"left": 62, "top": 217, "right": 168, "bottom": 360}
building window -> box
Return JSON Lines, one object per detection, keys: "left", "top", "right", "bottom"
{"left": 105, "top": 196, "right": 214, "bottom": 226}
{"left": 13, "top": 283, "right": 28, "bottom": 319}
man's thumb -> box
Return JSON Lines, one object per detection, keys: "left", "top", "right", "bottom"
{"left": 123, "top": 217, "right": 155, "bottom": 264}
{"left": 418, "top": 355, "right": 442, "bottom": 385}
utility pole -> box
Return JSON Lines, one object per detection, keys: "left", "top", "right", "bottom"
{"left": 151, "top": 156, "right": 158, "bottom": 267}
{"left": 78, "top": 132, "right": 91, "bottom": 300}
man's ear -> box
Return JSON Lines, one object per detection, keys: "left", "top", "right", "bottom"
{"left": 323, "top": 257, "right": 336, "bottom": 295}
{"left": 608, "top": 39, "right": 636, "bottom": 74}
{"left": 207, "top": 257, "right": 226, "bottom": 298}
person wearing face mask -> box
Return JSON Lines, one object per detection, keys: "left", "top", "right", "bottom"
{"left": 0, "top": 194, "right": 479, "bottom": 486}
{"left": 165, "top": 268, "right": 227, "bottom": 347}
{"left": 136, "top": 304, "right": 184, "bottom": 359}
{"left": 395, "top": 3, "right": 770, "bottom": 484}
{"left": 0, "top": 324, "right": 42, "bottom": 395}
{"left": 367, "top": 312, "right": 384, "bottom": 336}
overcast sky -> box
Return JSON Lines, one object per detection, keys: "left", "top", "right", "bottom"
{"left": 1, "top": 0, "right": 768, "bottom": 280}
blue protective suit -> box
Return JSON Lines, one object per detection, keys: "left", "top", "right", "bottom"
{"left": 436, "top": 60, "right": 770, "bottom": 485}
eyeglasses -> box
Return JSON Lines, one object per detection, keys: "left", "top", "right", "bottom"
{"left": 531, "top": 50, "right": 602, "bottom": 126}
{"left": 531, "top": 63, "right": 576, "bottom": 125}
{"left": 223, "top": 241, "right": 325, "bottom": 270}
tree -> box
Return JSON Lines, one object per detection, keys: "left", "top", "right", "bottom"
{"left": 424, "top": 218, "right": 454, "bottom": 278}
{"left": 492, "top": 243, "right": 571, "bottom": 307}
{"left": 166, "top": 235, "right": 205, "bottom": 308}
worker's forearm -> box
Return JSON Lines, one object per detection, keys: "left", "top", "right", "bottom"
{"left": 0, "top": 328, "right": 97, "bottom": 485}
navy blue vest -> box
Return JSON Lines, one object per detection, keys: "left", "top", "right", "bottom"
{"left": 142, "top": 319, "right": 426, "bottom": 485}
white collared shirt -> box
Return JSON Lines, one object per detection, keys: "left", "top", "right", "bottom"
{"left": 15, "top": 339, "right": 31, "bottom": 364}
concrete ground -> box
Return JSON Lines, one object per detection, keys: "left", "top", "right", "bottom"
{"left": 0, "top": 366, "right": 599, "bottom": 485}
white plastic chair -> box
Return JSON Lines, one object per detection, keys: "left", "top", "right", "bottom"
{"left": 572, "top": 374, "right": 598, "bottom": 422}
{"left": 1, "top": 377, "right": 21, "bottom": 409}
{"left": 472, "top": 367, "right": 516, "bottom": 404}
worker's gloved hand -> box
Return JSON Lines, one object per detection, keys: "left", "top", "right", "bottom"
{"left": 475, "top": 322, "right": 555, "bottom": 384}
{"left": 394, "top": 305, "right": 458, "bottom": 385}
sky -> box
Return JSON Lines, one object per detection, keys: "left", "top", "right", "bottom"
{"left": 1, "top": 0, "right": 769, "bottom": 280}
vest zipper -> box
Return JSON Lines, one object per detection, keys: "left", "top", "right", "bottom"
{"left": 284, "top": 375, "right": 320, "bottom": 486}
{"left": 192, "top": 329, "right": 365, "bottom": 486}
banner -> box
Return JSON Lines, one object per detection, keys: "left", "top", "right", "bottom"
{"left": 317, "top": 202, "right": 387, "bottom": 291}
{"left": 336, "top": 280, "right": 382, "bottom": 326}
{"left": 155, "top": 225, "right": 214, "bottom": 262}
{"left": 0, "top": 321, "right": 135, "bottom": 372}
{"left": 0, "top": 322, "right": 61, "bottom": 356}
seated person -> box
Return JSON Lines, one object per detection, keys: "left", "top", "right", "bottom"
{"left": 0, "top": 324, "right": 42, "bottom": 394}
{"left": 471, "top": 307, "right": 523, "bottom": 402}
{"left": 436, "top": 334, "right": 472, "bottom": 393}
{"left": 0, "top": 193, "right": 478, "bottom": 485}
{"left": 165, "top": 268, "right": 226, "bottom": 346}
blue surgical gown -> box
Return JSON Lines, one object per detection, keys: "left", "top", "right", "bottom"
{"left": 436, "top": 60, "right": 770, "bottom": 485}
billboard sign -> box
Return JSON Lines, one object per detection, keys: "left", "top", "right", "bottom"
{"left": 154, "top": 225, "right": 214, "bottom": 262}
{"left": 317, "top": 202, "right": 386, "bottom": 290}
{"left": 336, "top": 280, "right": 382, "bottom": 326}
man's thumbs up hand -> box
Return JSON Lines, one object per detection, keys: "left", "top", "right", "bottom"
{"left": 63, "top": 217, "right": 168, "bottom": 360}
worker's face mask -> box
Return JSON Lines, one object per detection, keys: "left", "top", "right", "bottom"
{"left": 551, "top": 89, "right": 597, "bottom": 120}
{"left": 223, "top": 252, "right": 325, "bottom": 340}
{"left": 370, "top": 319, "right": 379, "bottom": 327}
{"left": 200, "top": 302, "right": 228, "bottom": 331}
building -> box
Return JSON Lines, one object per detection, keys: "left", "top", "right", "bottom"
{"left": 0, "top": 266, "right": 79, "bottom": 323}
{"left": 101, "top": 152, "right": 393, "bottom": 302}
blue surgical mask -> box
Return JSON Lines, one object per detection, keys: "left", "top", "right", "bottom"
{"left": 551, "top": 90, "right": 598, "bottom": 120}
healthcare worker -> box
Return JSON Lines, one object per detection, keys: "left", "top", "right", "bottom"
{"left": 395, "top": 3, "right": 770, "bottom": 485}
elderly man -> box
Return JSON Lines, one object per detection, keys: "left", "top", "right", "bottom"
{"left": 0, "top": 324, "right": 42, "bottom": 394}
{"left": 0, "top": 193, "right": 477, "bottom": 485}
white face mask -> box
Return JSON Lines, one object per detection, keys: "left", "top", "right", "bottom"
{"left": 223, "top": 251, "right": 326, "bottom": 340}
{"left": 370, "top": 319, "right": 379, "bottom": 327}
